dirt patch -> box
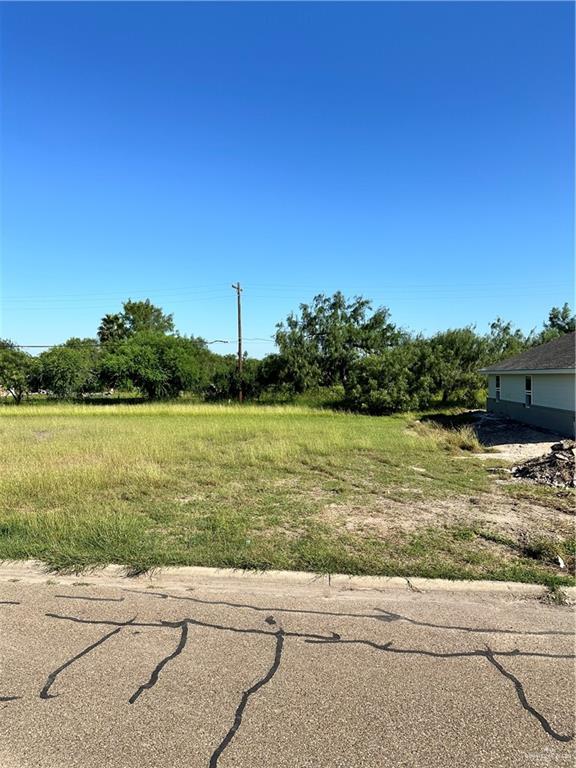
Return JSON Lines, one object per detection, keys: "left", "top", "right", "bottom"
{"left": 473, "top": 414, "right": 563, "bottom": 462}
{"left": 512, "top": 441, "right": 575, "bottom": 488}
{"left": 320, "top": 490, "right": 573, "bottom": 541}
{"left": 33, "top": 430, "right": 52, "bottom": 442}
{"left": 174, "top": 495, "right": 205, "bottom": 504}
{"left": 419, "top": 411, "right": 562, "bottom": 463}
{"left": 259, "top": 525, "right": 303, "bottom": 542}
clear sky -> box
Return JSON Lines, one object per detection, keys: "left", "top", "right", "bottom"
{"left": 0, "top": 1, "right": 573, "bottom": 357}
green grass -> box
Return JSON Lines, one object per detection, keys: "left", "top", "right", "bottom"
{"left": 0, "top": 402, "right": 573, "bottom": 585}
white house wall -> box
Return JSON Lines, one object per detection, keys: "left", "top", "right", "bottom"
{"left": 486, "top": 372, "right": 575, "bottom": 437}
{"left": 488, "top": 373, "right": 575, "bottom": 411}
{"left": 500, "top": 375, "right": 525, "bottom": 404}
{"left": 533, "top": 373, "right": 575, "bottom": 412}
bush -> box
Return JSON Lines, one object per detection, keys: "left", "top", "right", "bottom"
{"left": 204, "top": 356, "right": 263, "bottom": 401}
{"left": 99, "top": 332, "right": 215, "bottom": 399}
{"left": 344, "top": 344, "right": 434, "bottom": 414}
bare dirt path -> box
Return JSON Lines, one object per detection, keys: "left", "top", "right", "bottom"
{"left": 0, "top": 570, "right": 574, "bottom": 768}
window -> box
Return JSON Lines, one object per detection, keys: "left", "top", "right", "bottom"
{"left": 495, "top": 375, "right": 501, "bottom": 401}
{"left": 525, "top": 376, "right": 532, "bottom": 407}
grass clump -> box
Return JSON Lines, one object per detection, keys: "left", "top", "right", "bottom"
{"left": 539, "top": 584, "right": 571, "bottom": 606}
{"left": 448, "top": 425, "right": 483, "bottom": 452}
{"left": 411, "top": 419, "right": 483, "bottom": 453}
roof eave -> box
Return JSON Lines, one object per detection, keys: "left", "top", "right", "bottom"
{"left": 479, "top": 367, "right": 575, "bottom": 375}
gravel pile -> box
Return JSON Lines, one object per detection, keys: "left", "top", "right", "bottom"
{"left": 512, "top": 440, "right": 575, "bottom": 488}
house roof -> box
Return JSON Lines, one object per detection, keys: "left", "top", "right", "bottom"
{"left": 480, "top": 331, "right": 576, "bottom": 373}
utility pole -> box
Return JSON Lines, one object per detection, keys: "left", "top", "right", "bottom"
{"left": 231, "top": 282, "right": 243, "bottom": 403}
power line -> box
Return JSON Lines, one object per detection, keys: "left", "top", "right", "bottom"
{"left": 2, "top": 280, "right": 569, "bottom": 304}
{"left": 12, "top": 339, "right": 233, "bottom": 350}
{"left": 3, "top": 289, "right": 569, "bottom": 312}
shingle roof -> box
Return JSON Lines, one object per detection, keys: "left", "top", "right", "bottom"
{"left": 480, "top": 331, "right": 576, "bottom": 373}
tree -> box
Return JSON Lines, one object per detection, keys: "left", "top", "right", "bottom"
{"left": 97, "top": 313, "right": 128, "bottom": 344}
{"left": 485, "top": 319, "right": 529, "bottom": 362}
{"left": 121, "top": 299, "right": 174, "bottom": 335}
{"left": 38, "top": 343, "right": 98, "bottom": 398}
{"left": 427, "top": 328, "right": 486, "bottom": 406}
{"left": 205, "top": 355, "right": 262, "bottom": 401}
{"left": 0, "top": 340, "right": 34, "bottom": 404}
{"left": 275, "top": 292, "right": 402, "bottom": 390}
{"left": 255, "top": 353, "right": 299, "bottom": 394}
{"left": 99, "top": 332, "right": 213, "bottom": 399}
{"left": 98, "top": 300, "right": 175, "bottom": 344}
{"left": 544, "top": 303, "right": 575, "bottom": 336}
{"left": 344, "top": 341, "right": 435, "bottom": 415}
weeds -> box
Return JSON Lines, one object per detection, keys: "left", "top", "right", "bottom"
{"left": 539, "top": 584, "right": 571, "bottom": 607}
{"left": 411, "top": 420, "right": 483, "bottom": 453}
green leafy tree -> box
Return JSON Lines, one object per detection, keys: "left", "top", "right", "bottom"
{"left": 38, "top": 342, "right": 98, "bottom": 398}
{"left": 539, "top": 303, "right": 576, "bottom": 341}
{"left": 275, "top": 292, "right": 402, "bottom": 390}
{"left": 205, "top": 355, "right": 262, "bottom": 401}
{"left": 0, "top": 340, "right": 34, "bottom": 404}
{"left": 121, "top": 299, "right": 175, "bottom": 335}
{"left": 255, "top": 354, "right": 297, "bottom": 394}
{"left": 99, "top": 332, "right": 212, "bottom": 399}
{"left": 98, "top": 300, "right": 174, "bottom": 345}
{"left": 428, "top": 328, "right": 486, "bottom": 406}
{"left": 485, "top": 319, "right": 529, "bottom": 362}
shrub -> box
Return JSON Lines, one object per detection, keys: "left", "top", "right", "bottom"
{"left": 99, "top": 332, "right": 214, "bottom": 399}
{"left": 344, "top": 343, "right": 434, "bottom": 414}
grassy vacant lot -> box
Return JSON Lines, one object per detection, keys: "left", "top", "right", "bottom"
{"left": 0, "top": 403, "right": 573, "bottom": 585}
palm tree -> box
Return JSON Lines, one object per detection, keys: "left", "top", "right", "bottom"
{"left": 97, "top": 313, "right": 127, "bottom": 344}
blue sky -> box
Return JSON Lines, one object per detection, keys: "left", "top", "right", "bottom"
{"left": 1, "top": 1, "right": 573, "bottom": 357}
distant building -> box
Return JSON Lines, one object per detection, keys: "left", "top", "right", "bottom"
{"left": 479, "top": 332, "right": 575, "bottom": 438}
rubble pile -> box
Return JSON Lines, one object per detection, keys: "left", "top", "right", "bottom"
{"left": 512, "top": 440, "right": 575, "bottom": 488}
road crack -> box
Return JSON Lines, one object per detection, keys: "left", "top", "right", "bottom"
{"left": 40, "top": 617, "right": 135, "bottom": 699}
{"left": 209, "top": 626, "right": 285, "bottom": 767}
{"left": 484, "top": 646, "right": 574, "bottom": 743}
{"left": 42, "top": 611, "right": 575, "bottom": 745}
{"left": 129, "top": 622, "right": 189, "bottom": 704}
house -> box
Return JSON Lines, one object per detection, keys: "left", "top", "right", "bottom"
{"left": 479, "top": 332, "right": 575, "bottom": 437}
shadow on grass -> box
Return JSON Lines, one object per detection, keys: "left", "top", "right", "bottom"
{"left": 419, "top": 411, "right": 481, "bottom": 430}
{"left": 421, "top": 410, "right": 565, "bottom": 448}
{"left": 77, "top": 397, "right": 146, "bottom": 406}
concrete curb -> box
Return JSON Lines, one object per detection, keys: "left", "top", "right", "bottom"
{"left": 0, "top": 560, "right": 573, "bottom": 599}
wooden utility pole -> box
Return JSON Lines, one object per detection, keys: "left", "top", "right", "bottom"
{"left": 231, "top": 282, "right": 243, "bottom": 402}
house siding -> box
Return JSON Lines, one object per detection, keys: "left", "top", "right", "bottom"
{"left": 532, "top": 373, "right": 575, "bottom": 411}
{"left": 487, "top": 373, "right": 575, "bottom": 410}
{"left": 486, "top": 372, "right": 575, "bottom": 437}
{"left": 501, "top": 375, "right": 525, "bottom": 404}
{"left": 487, "top": 398, "right": 575, "bottom": 437}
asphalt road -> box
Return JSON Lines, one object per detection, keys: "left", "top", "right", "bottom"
{"left": 0, "top": 574, "right": 574, "bottom": 767}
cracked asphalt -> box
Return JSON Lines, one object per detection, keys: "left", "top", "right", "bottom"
{"left": 0, "top": 577, "right": 574, "bottom": 767}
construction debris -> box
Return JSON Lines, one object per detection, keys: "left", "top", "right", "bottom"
{"left": 511, "top": 440, "right": 575, "bottom": 488}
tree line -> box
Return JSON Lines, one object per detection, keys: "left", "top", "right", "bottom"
{"left": 1, "top": 295, "right": 574, "bottom": 412}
